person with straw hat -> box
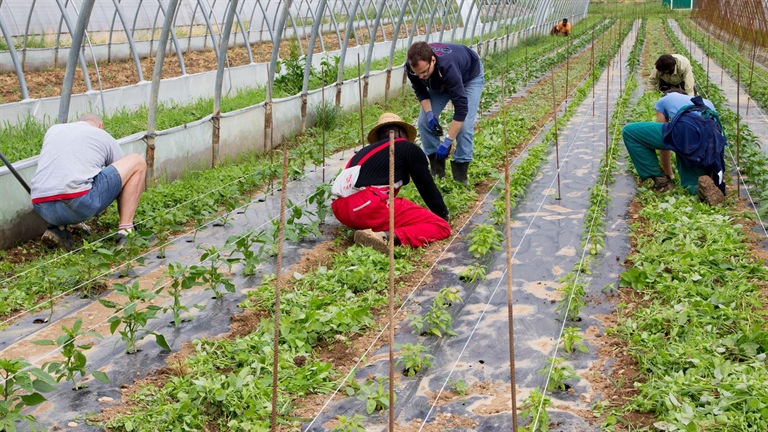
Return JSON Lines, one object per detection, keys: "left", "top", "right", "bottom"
{"left": 331, "top": 113, "right": 450, "bottom": 253}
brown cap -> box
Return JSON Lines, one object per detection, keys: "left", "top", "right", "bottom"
{"left": 366, "top": 112, "right": 417, "bottom": 144}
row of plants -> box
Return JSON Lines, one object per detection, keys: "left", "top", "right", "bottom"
{"left": 674, "top": 18, "right": 768, "bottom": 218}
{"left": 514, "top": 19, "right": 645, "bottom": 432}
{"left": 600, "top": 18, "right": 768, "bottom": 431}
{"left": 97, "top": 19, "right": 637, "bottom": 431}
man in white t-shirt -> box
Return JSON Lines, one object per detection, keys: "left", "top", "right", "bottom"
{"left": 31, "top": 114, "right": 146, "bottom": 249}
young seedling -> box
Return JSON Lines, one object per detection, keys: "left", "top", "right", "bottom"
{"left": 198, "top": 245, "right": 237, "bottom": 300}
{"left": 98, "top": 281, "right": 171, "bottom": 354}
{"left": 356, "top": 377, "right": 394, "bottom": 414}
{"left": 330, "top": 414, "right": 366, "bottom": 432}
{"left": 160, "top": 262, "right": 206, "bottom": 327}
{"left": 409, "top": 287, "right": 462, "bottom": 337}
{"left": 537, "top": 356, "right": 578, "bottom": 391}
{"left": 519, "top": 387, "right": 553, "bottom": 432}
{"left": 225, "top": 231, "right": 268, "bottom": 276}
{"left": 459, "top": 263, "right": 487, "bottom": 284}
{"left": 467, "top": 224, "right": 504, "bottom": 258}
{"left": 396, "top": 343, "right": 434, "bottom": 376}
{"left": 307, "top": 183, "right": 333, "bottom": 224}
{"left": 448, "top": 378, "right": 470, "bottom": 396}
{"left": 561, "top": 327, "right": 588, "bottom": 354}
{"left": 0, "top": 358, "right": 58, "bottom": 431}
{"left": 33, "top": 318, "right": 109, "bottom": 390}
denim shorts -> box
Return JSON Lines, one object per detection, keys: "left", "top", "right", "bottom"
{"left": 34, "top": 165, "right": 123, "bottom": 227}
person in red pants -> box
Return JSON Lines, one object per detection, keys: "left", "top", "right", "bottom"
{"left": 331, "top": 113, "right": 451, "bottom": 253}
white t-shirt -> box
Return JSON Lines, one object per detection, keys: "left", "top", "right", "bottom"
{"left": 31, "top": 121, "right": 123, "bottom": 200}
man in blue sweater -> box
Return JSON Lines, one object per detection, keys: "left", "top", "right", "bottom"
{"left": 622, "top": 90, "right": 726, "bottom": 206}
{"left": 406, "top": 41, "right": 484, "bottom": 185}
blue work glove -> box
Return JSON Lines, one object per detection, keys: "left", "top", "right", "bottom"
{"left": 426, "top": 111, "right": 443, "bottom": 136}
{"left": 436, "top": 136, "right": 454, "bottom": 161}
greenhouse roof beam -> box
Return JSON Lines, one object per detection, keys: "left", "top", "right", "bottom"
{"left": 55, "top": 0, "right": 93, "bottom": 93}
{"left": 335, "top": 0, "right": 362, "bottom": 87}
{"left": 57, "top": 0, "right": 95, "bottom": 123}
{"left": 0, "top": 10, "right": 29, "bottom": 99}
{"left": 213, "top": 0, "right": 239, "bottom": 166}
{"left": 110, "top": 0, "right": 144, "bottom": 82}
{"left": 233, "top": 2, "right": 253, "bottom": 63}
{"left": 146, "top": 0, "right": 180, "bottom": 185}
{"left": 364, "top": 0, "right": 388, "bottom": 76}
{"left": 157, "top": 0, "right": 186, "bottom": 75}
{"left": 301, "top": 0, "right": 329, "bottom": 95}
{"left": 387, "top": 0, "right": 409, "bottom": 69}
{"left": 193, "top": 0, "right": 220, "bottom": 59}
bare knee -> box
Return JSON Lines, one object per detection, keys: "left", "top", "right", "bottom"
{"left": 112, "top": 153, "right": 146, "bottom": 182}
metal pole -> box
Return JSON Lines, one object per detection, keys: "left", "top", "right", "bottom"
{"left": 145, "top": 0, "right": 179, "bottom": 186}
{"left": 606, "top": 60, "right": 610, "bottom": 158}
{"left": 0, "top": 14, "right": 30, "bottom": 100}
{"left": 322, "top": 65, "right": 326, "bottom": 183}
{"left": 212, "top": 0, "right": 240, "bottom": 168}
{"left": 552, "top": 65, "right": 561, "bottom": 201}
{"left": 57, "top": 0, "right": 96, "bottom": 123}
{"left": 0, "top": 151, "right": 31, "bottom": 194}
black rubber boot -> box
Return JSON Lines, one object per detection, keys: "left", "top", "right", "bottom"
{"left": 427, "top": 153, "right": 446, "bottom": 178}
{"left": 451, "top": 161, "right": 470, "bottom": 185}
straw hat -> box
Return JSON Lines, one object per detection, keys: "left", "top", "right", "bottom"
{"left": 366, "top": 113, "right": 417, "bottom": 144}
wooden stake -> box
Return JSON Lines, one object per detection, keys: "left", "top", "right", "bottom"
{"left": 321, "top": 65, "right": 326, "bottom": 182}
{"left": 387, "top": 129, "right": 396, "bottom": 432}
{"left": 358, "top": 53, "right": 365, "bottom": 152}
{"left": 737, "top": 62, "right": 741, "bottom": 198}
{"left": 552, "top": 65, "right": 561, "bottom": 201}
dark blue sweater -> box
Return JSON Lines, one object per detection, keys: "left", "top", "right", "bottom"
{"left": 406, "top": 43, "right": 482, "bottom": 122}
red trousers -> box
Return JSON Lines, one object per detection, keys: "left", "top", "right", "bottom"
{"left": 331, "top": 187, "right": 450, "bottom": 247}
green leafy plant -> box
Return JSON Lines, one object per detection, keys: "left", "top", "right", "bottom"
{"left": 225, "top": 231, "right": 268, "bottom": 276}
{"left": 98, "top": 281, "right": 171, "bottom": 354}
{"left": 356, "top": 377, "right": 394, "bottom": 414}
{"left": 33, "top": 318, "right": 109, "bottom": 390}
{"left": 197, "top": 245, "right": 237, "bottom": 300}
{"left": 448, "top": 378, "right": 470, "bottom": 396}
{"left": 396, "top": 343, "right": 434, "bottom": 376}
{"left": 561, "top": 327, "right": 588, "bottom": 354}
{"left": 538, "top": 356, "right": 578, "bottom": 392}
{"left": 409, "top": 287, "right": 462, "bottom": 338}
{"left": 519, "top": 387, "right": 553, "bottom": 432}
{"left": 160, "top": 262, "right": 206, "bottom": 327}
{"left": 466, "top": 224, "right": 504, "bottom": 258}
{"left": 0, "top": 358, "right": 58, "bottom": 431}
{"left": 459, "top": 263, "right": 487, "bottom": 283}
{"left": 330, "top": 414, "right": 366, "bottom": 432}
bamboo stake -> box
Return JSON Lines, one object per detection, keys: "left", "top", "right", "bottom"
{"left": 502, "top": 60, "right": 518, "bottom": 432}
{"left": 747, "top": 39, "right": 756, "bottom": 115}
{"left": 387, "top": 129, "right": 396, "bottom": 432}
{"left": 592, "top": 29, "right": 595, "bottom": 116}
{"left": 270, "top": 117, "right": 289, "bottom": 432}
{"left": 552, "top": 65, "right": 561, "bottom": 201}
{"left": 358, "top": 53, "right": 365, "bottom": 152}
{"left": 737, "top": 63, "right": 741, "bottom": 198}
{"left": 566, "top": 33, "right": 570, "bottom": 105}
{"left": 706, "top": 34, "right": 710, "bottom": 96}
{"left": 606, "top": 60, "right": 610, "bottom": 159}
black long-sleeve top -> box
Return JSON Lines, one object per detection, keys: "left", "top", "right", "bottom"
{"left": 349, "top": 138, "right": 449, "bottom": 220}
{"left": 406, "top": 43, "right": 482, "bottom": 122}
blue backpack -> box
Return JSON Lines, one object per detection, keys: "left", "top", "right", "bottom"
{"left": 662, "top": 96, "right": 727, "bottom": 193}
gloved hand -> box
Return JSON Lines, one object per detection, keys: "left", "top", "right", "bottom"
{"left": 436, "top": 136, "right": 454, "bottom": 161}
{"left": 426, "top": 111, "right": 443, "bottom": 136}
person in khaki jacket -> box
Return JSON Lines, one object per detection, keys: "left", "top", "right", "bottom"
{"left": 649, "top": 54, "right": 696, "bottom": 96}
